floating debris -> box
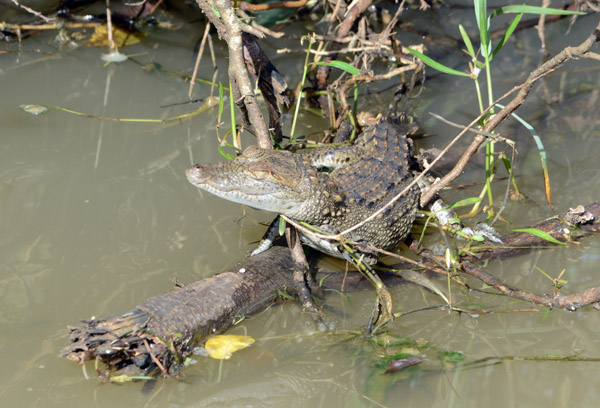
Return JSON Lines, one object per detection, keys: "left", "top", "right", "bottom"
{"left": 20, "top": 104, "right": 48, "bottom": 115}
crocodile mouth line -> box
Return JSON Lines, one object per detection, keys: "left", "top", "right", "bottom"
{"left": 194, "top": 182, "right": 273, "bottom": 202}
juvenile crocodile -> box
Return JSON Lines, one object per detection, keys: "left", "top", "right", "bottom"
{"left": 186, "top": 120, "right": 420, "bottom": 261}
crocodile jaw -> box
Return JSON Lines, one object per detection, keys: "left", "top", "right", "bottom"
{"left": 186, "top": 147, "right": 312, "bottom": 214}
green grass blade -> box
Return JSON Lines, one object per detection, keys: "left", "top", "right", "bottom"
{"left": 447, "top": 196, "right": 482, "bottom": 209}
{"left": 458, "top": 24, "right": 476, "bottom": 58}
{"left": 497, "top": 103, "right": 551, "bottom": 205}
{"left": 278, "top": 216, "right": 286, "bottom": 236}
{"left": 218, "top": 144, "right": 237, "bottom": 160}
{"left": 513, "top": 228, "right": 567, "bottom": 246}
{"left": 291, "top": 35, "right": 315, "bottom": 141}
{"left": 310, "top": 60, "right": 361, "bottom": 76}
{"left": 474, "top": 0, "right": 490, "bottom": 58}
{"left": 490, "top": 13, "right": 523, "bottom": 60}
{"left": 38, "top": 102, "right": 215, "bottom": 123}
{"left": 500, "top": 154, "right": 521, "bottom": 197}
{"left": 353, "top": 83, "right": 358, "bottom": 117}
{"left": 406, "top": 48, "right": 470, "bottom": 77}
{"left": 535, "top": 266, "right": 554, "bottom": 282}
{"left": 490, "top": 5, "right": 586, "bottom": 18}
{"left": 217, "top": 82, "right": 225, "bottom": 123}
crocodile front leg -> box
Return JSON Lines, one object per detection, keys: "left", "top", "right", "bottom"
{"left": 251, "top": 216, "right": 282, "bottom": 256}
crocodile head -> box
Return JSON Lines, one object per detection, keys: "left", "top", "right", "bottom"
{"left": 186, "top": 145, "right": 331, "bottom": 218}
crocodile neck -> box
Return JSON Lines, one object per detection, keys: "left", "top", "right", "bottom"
{"left": 186, "top": 120, "right": 420, "bottom": 255}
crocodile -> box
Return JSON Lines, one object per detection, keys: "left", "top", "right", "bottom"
{"left": 186, "top": 120, "right": 420, "bottom": 262}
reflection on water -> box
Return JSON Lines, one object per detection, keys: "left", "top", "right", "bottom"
{"left": 1, "top": 4, "right": 599, "bottom": 408}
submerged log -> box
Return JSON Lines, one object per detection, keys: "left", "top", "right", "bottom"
{"left": 60, "top": 201, "right": 600, "bottom": 378}
{"left": 60, "top": 245, "right": 375, "bottom": 377}
{"left": 61, "top": 246, "right": 297, "bottom": 376}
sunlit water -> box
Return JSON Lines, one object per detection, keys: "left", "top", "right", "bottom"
{"left": 1, "top": 2, "right": 599, "bottom": 407}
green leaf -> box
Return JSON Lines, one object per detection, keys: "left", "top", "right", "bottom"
{"left": 310, "top": 60, "right": 361, "bottom": 76}
{"left": 447, "top": 196, "right": 482, "bottom": 209}
{"left": 535, "top": 266, "right": 554, "bottom": 281}
{"left": 458, "top": 24, "right": 476, "bottom": 59}
{"left": 217, "top": 82, "right": 225, "bottom": 123}
{"left": 278, "top": 216, "right": 286, "bottom": 236}
{"left": 474, "top": 0, "right": 491, "bottom": 58}
{"left": 217, "top": 144, "right": 236, "bottom": 160}
{"left": 490, "top": 5, "right": 586, "bottom": 18}
{"left": 490, "top": 13, "right": 523, "bottom": 60}
{"left": 497, "top": 103, "right": 551, "bottom": 205}
{"left": 513, "top": 228, "right": 567, "bottom": 246}
{"left": 406, "top": 48, "right": 470, "bottom": 77}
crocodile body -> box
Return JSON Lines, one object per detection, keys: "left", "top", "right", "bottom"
{"left": 186, "top": 120, "right": 420, "bottom": 260}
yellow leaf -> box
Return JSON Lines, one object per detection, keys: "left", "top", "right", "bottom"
{"left": 87, "top": 24, "right": 146, "bottom": 47}
{"left": 204, "top": 335, "right": 255, "bottom": 360}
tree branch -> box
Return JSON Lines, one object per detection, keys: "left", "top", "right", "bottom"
{"left": 419, "top": 21, "right": 600, "bottom": 206}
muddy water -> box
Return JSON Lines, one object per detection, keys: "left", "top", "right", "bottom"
{"left": 1, "top": 3, "right": 599, "bottom": 408}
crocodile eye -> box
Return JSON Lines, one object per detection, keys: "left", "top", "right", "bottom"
{"left": 248, "top": 163, "right": 271, "bottom": 179}
{"left": 242, "top": 145, "right": 264, "bottom": 159}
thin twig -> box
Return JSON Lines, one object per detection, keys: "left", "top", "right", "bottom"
{"left": 189, "top": 22, "right": 212, "bottom": 100}
{"left": 237, "top": 0, "right": 308, "bottom": 12}
{"left": 142, "top": 338, "right": 168, "bottom": 376}
{"left": 10, "top": 0, "right": 53, "bottom": 22}
{"left": 535, "top": 0, "right": 551, "bottom": 53}
{"left": 0, "top": 22, "right": 99, "bottom": 31}
{"left": 461, "top": 262, "right": 600, "bottom": 311}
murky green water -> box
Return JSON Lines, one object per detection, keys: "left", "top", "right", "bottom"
{"left": 1, "top": 2, "right": 599, "bottom": 407}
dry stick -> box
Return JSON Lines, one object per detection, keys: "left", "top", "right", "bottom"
{"left": 337, "top": 0, "right": 373, "bottom": 39}
{"left": 460, "top": 263, "right": 600, "bottom": 311}
{"left": 338, "top": 64, "right": 418, "bottom": 102}
{"left": 420, "top": 20, "right": 600, "bottom": 206}
{"left": 105, "top": 0, "right": 116, "bottom": 53}
{"left": 237, "top": 0, "right": 308, "bottom": 12}
{"left": 188, "top": 22, "right": 212, "bottom": 100}
{"left": 9, "top": 0, "right": 53, "bottom": 22}
{"left": 0, "top": 22, "right": 99, "bottom": 30}
{"left": 143, "top": 338, "right": 168, "bottom": 376}
{"left": 334, "top": 3, "right": 409, "bottom": 108}
{"left": 195, "top": 0, "right": 271, "bottom": 148}
{"left": 278, "top": 45, "right": 397, "bottom": 56}
{"left": 148, "top": 0, "right": 165, "bottom": 15}
{"left": 315, "top": 0, "right": 373, "bottom": 117}
{"left": 536, "top": 0, "right": 551, "bottom": 52}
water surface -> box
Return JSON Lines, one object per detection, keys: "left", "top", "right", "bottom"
{"left": 1, "top": 3, "right": 599, "bottom": 407}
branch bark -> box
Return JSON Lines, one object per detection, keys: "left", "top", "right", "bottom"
{"left": 195, "top": 0, "right": 290, "bottom": 147}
